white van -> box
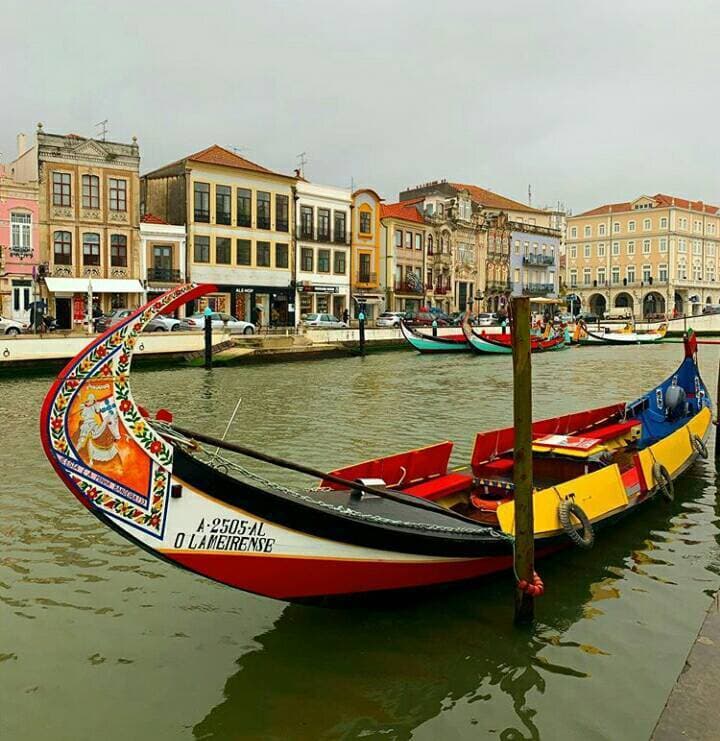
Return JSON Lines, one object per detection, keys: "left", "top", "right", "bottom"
{"left": 604, "top": 308, "right": 633, "bottom": 320}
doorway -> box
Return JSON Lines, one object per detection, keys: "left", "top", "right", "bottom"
{"left": 56, "top": 298, "right": 72, "bottom": 329}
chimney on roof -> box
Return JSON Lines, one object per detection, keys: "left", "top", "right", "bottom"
{"left": 294, "top": 168, "right": 301, "bottom": 177}
{"left": 16, "top": 132, "right": 27, "bottom": 157}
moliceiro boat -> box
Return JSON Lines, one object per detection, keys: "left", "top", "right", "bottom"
{"left": 576, "top": 321, "right": 667, "bottom": 345}
{"left": 40, "top": 285, "right": 711, "bottom": 602}
{"left": 461, "top": 320, "right": 566, "bottom": 355}
{"left": 399, "top": 320, "right": 470, "bottom": 353}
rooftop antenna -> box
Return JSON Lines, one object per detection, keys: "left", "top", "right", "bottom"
{"left": 95, "top": 119, "right": 108, "bottom": 142}
{"left": 297, "top": 151, "right": 307, "bottom": 178}
{"left": 528, "top": 184, "right": 532, "bottom": 206}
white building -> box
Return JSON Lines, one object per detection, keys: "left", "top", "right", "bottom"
{"left": 295, "top": 180, "right": 351, "bottom": 321}
{"left": 139, "top": 214, "right": 187, "bottom": 313}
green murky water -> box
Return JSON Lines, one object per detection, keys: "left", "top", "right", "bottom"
{"left": 2, "top": 344, "right": 719, "bottom": 740}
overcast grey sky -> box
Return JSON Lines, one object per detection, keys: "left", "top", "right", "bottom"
{"left": 2, "top": 0, "right": 718, "bottom": 213}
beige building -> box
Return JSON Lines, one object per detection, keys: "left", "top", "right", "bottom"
{"left": 142, "top": 145, "right": 296, "bottom": 325}
{"left": 10, "top": 125, "right": 143, "bottom": 329}
{"left": 566, "top": 194, "right": 720, "bottom": 319}
{"left": 379, "top": 200, "right": 432, "bottom": 313}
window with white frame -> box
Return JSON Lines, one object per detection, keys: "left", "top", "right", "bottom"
{"left": 643, "top": 239, "right": 651, "bottom": 254}
{"left": 583, "top": 268, "right": 591, "bottom": 285}
{"left": 693, "top": 240, "right": 702, "bottom": 255}
{"left": 569, "top": 269, "right": 577, "bottom": 287}
{"left": 584, "top": 225, "right": 591, "bottom": 237}
{"left": 659, "top": 237, "right": 667, "bottom": 253}
{"left": 584, "top": 244, "right": 591, "bottom": 258}
{"left": 693, "top": 263, "right": 702, "bottom": 281}
{"left": 570, "top": 226, "right": 577, "bottom": 238}
{"left": 708, "top": 242, "right": 716, "bottom": 257}
{"left": 694, "top": 220, "right": 702, "bottom": 233}
{"left": 643, "top": 264, "right": 652, "bottom": 283}
{"left": 10, "top": 212, "right": 32, "bottom": 257}
{"left": 627, "top": 241, "right": 635, "bottom": 256}
{"left": 613, "top": 222, "right": 620, "bottom": 233}
{"left": 707, "top": 264, "right": 716, "bottom": 282}
{"left": 612, "top": 241, "right": 620, "bottom": 256}
{"left": 659, "top": 264, "right": 668, "bottom": 282}
{"left": 660, "top": 217, "right": 668, "bottom": 229}
{"left": 611, "top": 266, "right": 620, "bottom": 284}
{"left": 678, "top": 238, "right": 687, "bottom": 253}
{"left": 597, "top": 267, "right": 606, "bottom": 285}
{"left": 643, "top": 218, "right": 651, "bottom": 230}
{"left": 628, "top": 220, "right": 636, "bottom": 232}
{"left": 598, "top": 224, "right": 606, "bottom": 236}
{"left": 570, "top": 245, "right": 577, "bottom": 258}
{"left": 626, "top": 265, "right": 636, "bottom": 283}
{"left": 597, "top": 243, "right": 606, "bottom": 257}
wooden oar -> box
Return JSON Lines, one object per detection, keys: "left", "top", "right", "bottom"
{"left": 170, "top": 424, "right": 484, "bottom": 528}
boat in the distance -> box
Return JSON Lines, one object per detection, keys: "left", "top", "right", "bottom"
{"left": 576, "top": 321, "right": 667, "bottom": 345}
{"left": 399, "top": 320, "right": 470, "bottom": 353}
{"left": 40, "top": 284, "right": 711, "bottom": 601}
{"left": 461, "top": 320, "right": 566, "bottom": 354}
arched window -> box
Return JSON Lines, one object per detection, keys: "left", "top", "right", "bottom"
{"left": 110, "top": 234, "right": 128, "bottom": 267}
{"left": 53, "top": 231, "right": 72, "bottom": 265}
{"left": 83, "top": 233, "right": 100, "bottom": 266}
{"left": 427, "top": 235, "right": 434, "bottom": 255}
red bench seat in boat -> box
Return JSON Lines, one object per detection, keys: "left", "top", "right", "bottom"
{"left": 478, "top": 458, "right": 514, "bottom": 474}
{"left": 403, "top": 472, "right": 473, "bottom": 501}
{"left": 583, "top": 419, "right": 640, "bottom": 443}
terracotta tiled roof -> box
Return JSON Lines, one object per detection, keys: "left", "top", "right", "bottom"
{"left": 186, "top": 144, "right": 291, "bottom": 177}
{"left": 577, "top": 194, "right": 720, "bottom": 217}
{"left": 449, "top": 182, "right": 545, "bottom": 214}
{"left": 141, "top": 213, "right": 168, "bottom": 224}
{"left": 381, "top": 200, "right": 424, "bottom": 223}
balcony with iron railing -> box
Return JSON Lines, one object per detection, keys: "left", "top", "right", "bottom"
{"left": 393, "top": 278, "right": 424, "bottom": 295}
{"left": 147, "top": 267, "right": 183, "bottom": 283}
{"left": 523, "top": 254, "right": 555, "bottom": 266}
{"left": 522, "top": 283, "right": 556, "bottom": 296}
{"left": 432, "top": 251, "right": 452, "bottom": 266}
{"left": 298, "top": 226, "right": 350, "bottom": 245}
{"left": 486, "top": 279, "right": 512, "bottom": 292}
{"left": 354, "top": 271, "right": 377, "bottom": 286}
{"left": 434, "top": 281, "right": 451, "bottom": 295}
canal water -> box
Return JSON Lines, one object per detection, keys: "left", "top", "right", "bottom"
{"left": 2, "top": 343, "right": 719, "bottom": 740}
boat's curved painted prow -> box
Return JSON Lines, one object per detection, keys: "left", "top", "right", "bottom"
{"left": 399, "top": 320, "right": 470, "bottom": 353}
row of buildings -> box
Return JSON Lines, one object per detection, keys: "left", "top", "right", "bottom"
{"left": 0, "top": 125, "right": 560, "bottom": 328}
{"left": 4, "top": 124, "right": 716, "bottom": 327}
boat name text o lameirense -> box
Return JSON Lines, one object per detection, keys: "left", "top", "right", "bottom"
{"left": 173, "top": 518, "right": 275, "bottom": 553}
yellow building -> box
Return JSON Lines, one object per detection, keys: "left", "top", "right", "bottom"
{"left": 566, "top": 194, "right": 720, "bottom": 318}
{"left": 351, "top": 189, "right": 383, "bottom": 319}
{"left": 142, "top": 145, "right": 296, "bottom": 325}
{"left": 10, "top": 126, "right": 143, "bottom": 329}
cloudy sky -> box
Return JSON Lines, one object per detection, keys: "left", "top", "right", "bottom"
{"left": 2, "top": 1, "right": 718, "bottom": 213}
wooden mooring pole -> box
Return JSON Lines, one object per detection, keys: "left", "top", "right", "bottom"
{"left": 511, "top": 296, "right": 535, "bottom": 624}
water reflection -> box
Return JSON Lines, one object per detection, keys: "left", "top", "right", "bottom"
{"left": 193, "top": 475, "right": 712, "bottom": 741}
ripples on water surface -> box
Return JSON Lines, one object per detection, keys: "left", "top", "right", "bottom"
{"left": 1, "top": 344, "right": 719, "bottom": 740}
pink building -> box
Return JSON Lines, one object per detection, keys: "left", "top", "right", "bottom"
{"left": 0, "top": 159, "right": 39, "bottom": 322}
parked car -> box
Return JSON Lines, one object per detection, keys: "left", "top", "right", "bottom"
{"left": 180, "top": 312, "right": 256, "bottom": 334}
{"left": 376, "top": 311, "right": 405, "bottom": 327}
{"left": 702, "top": 304, "right": 720, "bottom": 315}
{"left": 555, "top": 312, "right": 574, "bottom": 324}
{"left": 604, "top": 308, "right": 633, "bottom": 320}
{"left": 475, "top": 312, "right": 499, "bottom": 327}
{"left": 301, "top": 313, "right": 348, "bottom": 329}
{"left": 144, "top": 315, "right": 181, "bottom": 332}
{"left": 0, "top": 316, "right": 26, "bottom": 335}
{"left": 579, "top": 312, "right": 599, "bottom": 323}
{"left": 404, "top": 311, "right": 449, "bottom": 327}
{"left": 94, "top": 308, "right": 135, "bottom": 333}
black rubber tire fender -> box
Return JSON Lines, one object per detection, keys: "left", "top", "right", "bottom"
{"left": 558, "top": 498, "right": 594, "bottom": 549}
{"left": 691, "top": 434, "right": 709, "bottom": 460}
{"left": 653, "top": 462, "right": 674, "bottom": 501}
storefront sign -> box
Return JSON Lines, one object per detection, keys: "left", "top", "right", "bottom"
{"left": 298, "top": 283, "right": 338, "bottom": 294}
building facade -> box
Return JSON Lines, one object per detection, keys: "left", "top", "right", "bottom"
{"left": 10, "top": 125, "right": 143, "bottom": 329}
{"left": 510, "top": 223, "right": 560, "bottom": 299}
{"left": 566, "top": 194, "right": 720, "bottom": 319}
{"left": 350, "top": 189, "right": 383, "bottom": 319}
{"left": 142, "top": 145, "right": 296, "bottom": 326}
{"left": 0, "top": 152, "right": 39, "bottom": 322}
{"left": 379, "top": 200, "right": 431, "bottom": 313}
{"left": 295, "top": 180, "right": 351, "bottom": 320}
{"left": 139, "top": 213, "right": 187, "bottom": 311}
{"left": 484, "top": 212, "right": 511, "bottom": 312}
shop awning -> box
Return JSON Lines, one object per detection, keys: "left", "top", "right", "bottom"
{"left": 44, "top": 278, "right": 144, "bottom": 294}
